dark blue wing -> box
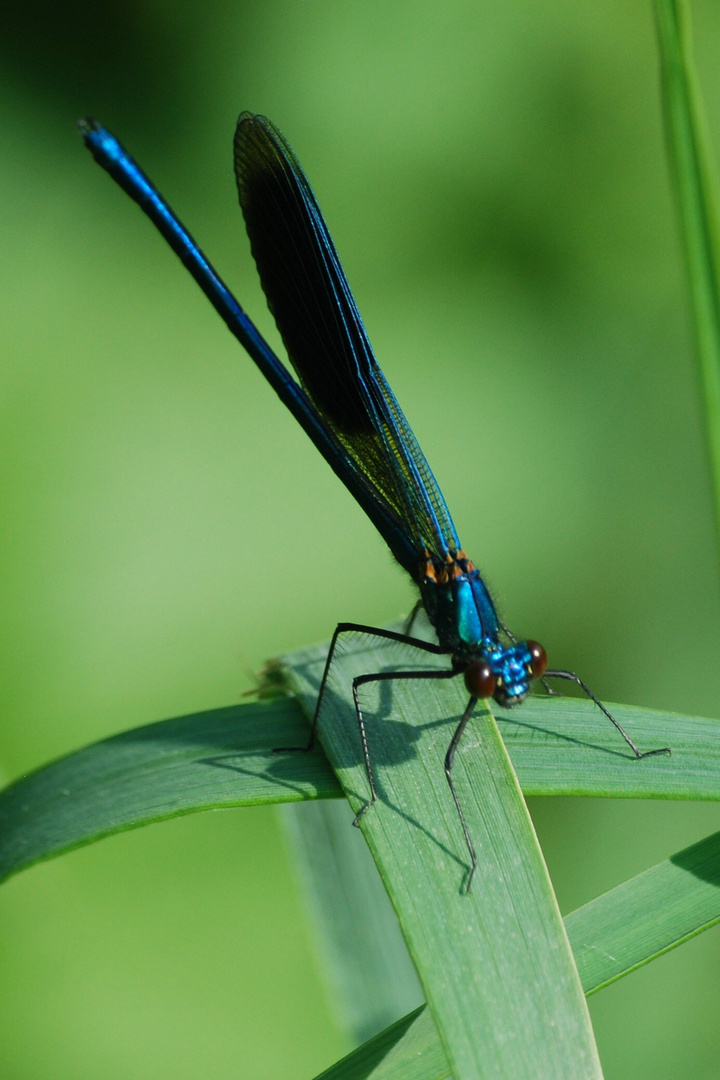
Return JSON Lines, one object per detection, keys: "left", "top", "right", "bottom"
{"left": 233, "top": 113, "right": 461, "bottom": 573}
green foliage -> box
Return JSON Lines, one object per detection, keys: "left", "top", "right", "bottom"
{"left": 314, "top": 831, "right": 720, "bottom": 1080}
{"left": 3, "top": 647, "right": 718, "bottom": 886}
{"left": 2, "top": 633, "right": 720, "bottom": 1076}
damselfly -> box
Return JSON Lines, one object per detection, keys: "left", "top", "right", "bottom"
{"left": 80, "top": 114, "right": 669, "bottom": 889}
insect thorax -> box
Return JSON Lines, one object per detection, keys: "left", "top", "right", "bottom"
{"left": 419, "top": 550, "right": 500, "bottom": 657}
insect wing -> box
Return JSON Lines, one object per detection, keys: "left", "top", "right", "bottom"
{"left": 233, "top": 113, "right": 460, "bottom": 570}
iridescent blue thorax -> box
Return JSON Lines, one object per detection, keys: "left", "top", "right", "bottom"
{"left": 418, "top": 551, "right": 499, "bottom": 653}
{"left": 419, "top": 550, "right": 536, "bottom": 707}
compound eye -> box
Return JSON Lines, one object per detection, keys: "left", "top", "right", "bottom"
{"left": 527, "top": 640, "right": 548, "bottom": 679}
{"left": 464, "top": 660, "right": 496, "bottom": 699}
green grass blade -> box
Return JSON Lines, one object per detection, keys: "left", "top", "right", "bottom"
{"left": 280, "top": 648, "right": 719, "bottom": 1050}
{"left": 0, "top": 698, "right": 337, "bottom": 884}
{"left": 283, "top": 642, "right": 604, "bottom": 1079}
{"left": 0, "top": 635, "right": 718, "bottom": 886}
{"left": 310, "top": 830, "right": 720, "bottom": 1080}
{"left": 312, "top": 1006, "right": 444, "bottom": 1080}
{"left": 281, "top": 800, "right": 423, "bottom": 1042}
{"left": 2, "top": 636, "right": 719, "bottom": 1076}
{"left": 655, "top": 0, "right": 720, "bottom": 536}
{"left": 566, "top": 827, "right": 720, "bottom": 993}
{"left": 498, "top": 695, "right": 720, "bottom": 799}
{"left": 284, "top": 638, "right": 720, "bottom": 802}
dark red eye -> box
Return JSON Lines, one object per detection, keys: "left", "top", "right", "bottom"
{"left": 464, "top": 661, "right": 496, "bottom": 699}
{"left": 527, "top": 640, "right": 547, "bottom": 678}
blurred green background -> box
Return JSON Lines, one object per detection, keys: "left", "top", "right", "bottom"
{"left": 2, "top": 0, "right": 720, "bottom": 1077}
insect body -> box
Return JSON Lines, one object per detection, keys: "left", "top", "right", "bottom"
{"left": 81, "top": 113, "right": 668, "bottom": 889}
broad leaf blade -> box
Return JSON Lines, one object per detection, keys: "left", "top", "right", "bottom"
{"left": 498, "top": 695, "right": 720, "bottom": 799}
{"left": 283, "top": 639, "right": 603, "bottom": 1079}
{"left": 1, "top": 635, "right": 718, "bottom": 886}
{"left": 0, "top": 698, "right": 336, "bottom": 884}
{"left": 566, "top": 828, "right": 720, "bottom": 993}
{"left": 281, "top": 800, "right": 423, "bottom": 1042}
{"left": 310, "top": 830, "right": 720, "bottom": 1080}
{"left": 281, "top": 642, "right": 720, "bottom": 1049}
{"left": 313, "top": 1006, "right": 443, "bottom": 1080}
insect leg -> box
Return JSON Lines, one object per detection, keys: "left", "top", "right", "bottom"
{"left": 444, "top": 695, "right": 480, "bottom": 892}
{"left": 544, "top": 669, "right": 671, "bottom": 758}
{"left": 275, "top": 621, "right": 446, "bottom": 754}
{"left": 350, "top": 666, "right": 459, "bottom": 823}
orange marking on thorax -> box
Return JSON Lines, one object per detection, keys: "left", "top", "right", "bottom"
{"left": 422, "top": 549, "right": 476, "bottom": 585}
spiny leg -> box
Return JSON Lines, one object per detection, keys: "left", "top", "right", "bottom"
{"left": 351, "top": 668, "right": 482, "bottom": 892}
{"left": 544, "top": 669, "right": 671, "bottom": 758}
{"left": 444, "top": 695, "right": 480, "bottom": 892}
{"left": 351, "top": 666, "right": 458, "bottom": 825}
{"left": 274, "top": 621, "right": 447, "bottom": 754}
